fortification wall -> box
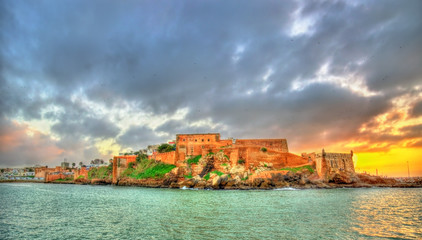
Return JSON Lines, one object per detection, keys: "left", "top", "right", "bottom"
{"left": 315, "top": 150, "right": 355, "bottom": 180}
{"left": 73, "top": 167, "right": 89, "bottom": 180}
{"left": 245, "top": 148, "right": 307, "bottom": 169}
{"left": 154, "top": 151, "right": 176, "bottom": 165}
{"left": 234, "top": 139, "right": 289, "bottom": 153}
{"left": 35, "top": 167, "right": 57, "bottom": 178}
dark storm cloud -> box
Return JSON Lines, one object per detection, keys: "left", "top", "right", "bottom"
{"left": 117, "top": 125, "right": 166, "bottom": 150}
{"left": 411, "top": 101, "right": 422, "bottom": 117}
{"left": 1, "top": 0, "right": 421, "bottom": 166}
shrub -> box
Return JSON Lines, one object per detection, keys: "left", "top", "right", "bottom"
{"left": 88, "top": 166, "right": 112, "bottom": 180}
{"left": 221, "top": 163, "right": 228, "bottom": 167}
{"left": 128, "top": 162, "right": 135, "bottom": 168}
{"left": 280, "top": 165, "right": 315, "bottom": 173}
{"left": 187, "top": 155, "right": 201, "bottom": 165}
{"left": 204, "top": 173, "right": 211, "bottom": 181}
{"left": 261, "top": 147, "right": 267, "bottom": 152}
{"left": 241, "top": 176, "right": 248, "bottom": 181}
{"left": 224, "top": 155, "right": 230, "bottom": 160}
{"left": 238, "top": 159, "right": 245, "bottom": 164}
{"left": 77, "top": 175, "right": 85, "bottom": 179}
{"left": 210, "top": 170, "right": 224, "bottom": 176}
{"left": 157, "top": 143, "right": 175, "bottom": 153}
{"left": 184, "top": 173, "right": 193, "bottom": 179}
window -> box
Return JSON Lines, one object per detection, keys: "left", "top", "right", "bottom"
{"left": 202, "top": 139, "right": 204, "bottom": 142}
{"left": 208, "top": 139, "right": 210, "bottom": 142}
{"left": 195, "top": 139, "right": 197, "bottom": 142}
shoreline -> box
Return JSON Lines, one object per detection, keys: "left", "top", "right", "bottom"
{"left": 2, "top": 179, "right": 421, "bottom": 189}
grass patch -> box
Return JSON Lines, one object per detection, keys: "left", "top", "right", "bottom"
{"left": 280, "top": 165, "right": 314, "bottom": 173}
{"left": 88, "top": 166, "right": 112, "bottom": 180}
{"left": 204, "top": 173, "right": 210, "bottom": 181}
{"left": 122, "top": 158, "right": 176, "bottom": 179}
{"left": 187, "top": 155, "right": 201, "bottom": 165}
{"left": 55, "top": 177, "right": 73, "bottom": 182}
{"left": 210, "top": 170, "right": 224, "bottom": 176}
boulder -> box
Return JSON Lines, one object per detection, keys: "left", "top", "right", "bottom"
{"left": 212, "top": 176, "right": 222, "bottom": 189}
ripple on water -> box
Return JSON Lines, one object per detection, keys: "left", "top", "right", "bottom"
{"left": 0, "top": 183, "right": 421, "bottom": 239}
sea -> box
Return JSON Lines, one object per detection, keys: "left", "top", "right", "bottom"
{"left": 0, "top": 183, "right": 421, "bottom": 239}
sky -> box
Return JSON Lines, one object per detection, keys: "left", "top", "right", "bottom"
{"left": 0, "top": 0, "right": 421, "bottom": 177}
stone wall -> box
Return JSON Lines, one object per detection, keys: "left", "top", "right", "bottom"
{"left": 315, "top": 149, "right": 355, "bottom": 181}
{"left": 112, "top": 155, "right": 137, "bottom": 184}
{"left": 152, "top": 151, "right": 176, "bottom": 165}
{"left": 73, "top": 167, "right": 89, "bottom": 180}
{"left": 234, "top": 139, "right": 289, "bottom": 153}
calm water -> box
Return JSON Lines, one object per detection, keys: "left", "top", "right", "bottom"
{"left": 0, "top": 183, "right": 421, "bottom": 239}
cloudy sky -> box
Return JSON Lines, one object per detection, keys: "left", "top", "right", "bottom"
{"left": 1, "top": 0, "right": 421, "bottom": 176}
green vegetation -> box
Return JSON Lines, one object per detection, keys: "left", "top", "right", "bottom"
{"left": 184, "top": 173, "right": 193, "bottom": 179}
{"left": 261, "top": 147, "right": 267, "bottom": 152}
{"left": 221, "top": 163, "right": 228, "bottom": 167}
{"left": 204, "top": 173, "right": 211, "bottom": 181}
{"left": 238, "top": 159, "right": 245, "bottom": 164}
{"left": 224, "top": 155, "right": 230, "bottom": 160}
{"left": 136, "top": 153, "right": 148, "bottom": 163}
{"left": 88, "top": 166, "right": 112, "bottom": 180}
{"left": 206, "top": 152, "right": 214, "bottom": 157}
{"left": 241, "top": 176, "right": 248, "bottom": 181}
{"left": 280, "top": 165, "right": 314, "bottom": 173}
{"left": 157, "top": 143, "right": 175, "bottom": 153}
{"left": 187, "top": 155, "right": 201, "bottom": 165}
{"left": 55, "top": 177, "right": 73, "bottom": 182}
{"left": 210, "top": 170, "right": 224, "bottom": 176}
{"left": 121, "top": 158, "right": 176, "bottom": 179}
{"left": 128, "top": 162, "right": 135, "bottom": 168}
{"left": 77, "top": 175, "right": 85, "bottom": 179}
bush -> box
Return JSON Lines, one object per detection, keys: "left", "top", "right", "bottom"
{"left": 187, "top": 155, "right": 201, "bottom": 165}
{"left": 88, "top": 166, "right": 112, "bottom": 180}
{"left": 77, "top": 175, "right": 85, "bottom": 179}
{"left": 128, "top": 162, "right": 135, "bottom": 168}
{"left": 211, "top": 170, "right": 224, "bottom": 176}
{"left": 204, "top": 173, "right": 211, "bottom": 181}
{"left": 157, "top": 144, "right": 175, "bottom": 153}
{"left": 261, "top": 147, "right": 267, "bottom": 152}
{"left": 238, "top": 159, "right": 245, "bottom": 164}
{"left": 280, "top": 165, "right": 314, "bottom": 173}
{"left": 221, "top": 163, "right": 228, "bottom": 167}
{"left": 184, "top": 173, "right": 193, "bottom": 179}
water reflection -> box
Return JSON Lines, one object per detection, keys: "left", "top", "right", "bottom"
{"left": 351, "top": 188, "right": 422, "bottom": 239}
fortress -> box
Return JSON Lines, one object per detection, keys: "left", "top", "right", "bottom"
{"left": 112, "top": 133, "right": 355, "bottom": 183}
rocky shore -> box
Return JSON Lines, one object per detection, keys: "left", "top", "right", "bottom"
{"left": 71, "top": 170, "right": 422, "bottom": 189}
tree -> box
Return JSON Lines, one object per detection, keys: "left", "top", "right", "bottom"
{"left": 157, "top": 143, "right": 175, "bottom": 153}
{"left": 79, "top": 162, "right": 83, "bottom": 167}
{"left": 72, "top": 163, "right": 76, "bottom": 168}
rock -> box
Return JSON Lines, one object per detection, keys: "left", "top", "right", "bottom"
{"left": 234, "top": 176, "right": 242, "bottom": 184}
{"left": 212, "top": 176, "right": 221, "bottom": 189}
{"left": 220, "top": 174, "right": 229, "bottom": 186}
{"left": 180, "top": 178, "right": 196, "bottom": 188}
{"left": 194, "top": 180, "right": 207, "bottom": 189}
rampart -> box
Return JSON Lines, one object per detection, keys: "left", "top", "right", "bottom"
{"left": 151, "top": 151, "right": 176, "bottom": 165}
{"left": 315, "top": 149, "right": 355, "bottom": 181}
